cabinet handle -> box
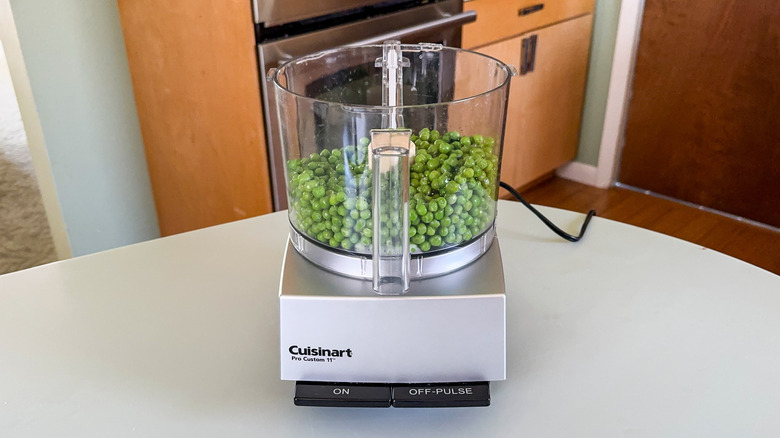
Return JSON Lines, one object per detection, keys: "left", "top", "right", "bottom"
{"left": 521, "top": 37, "right": 530, "bottom": 75}
{"left": 519, "top": 3, "right": 544, "bottom": 16}
{"left": 528, "top": 34, "right": 538, "bottom": 73}
{"left": 520, "top": 34, "right": 538, "bottom": 75}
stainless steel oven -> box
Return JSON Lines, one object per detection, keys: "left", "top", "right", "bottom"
{"left": 253, "top": 0, "right": 476, "bottom": 210}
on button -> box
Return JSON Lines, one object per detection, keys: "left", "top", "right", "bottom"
{"left": 294, "top": 382, "right": 392, "bottom": 408}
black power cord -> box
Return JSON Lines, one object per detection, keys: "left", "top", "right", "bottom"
{"left": 499, "top": 181, "right": 596, "bottom": 243}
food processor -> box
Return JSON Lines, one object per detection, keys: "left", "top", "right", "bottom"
{"left": 269, "top": 41, "right": 516, "bottom": 408}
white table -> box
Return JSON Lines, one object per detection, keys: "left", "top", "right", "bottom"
{"left": 2, "top": 201, "right": 779, "bottom": 437}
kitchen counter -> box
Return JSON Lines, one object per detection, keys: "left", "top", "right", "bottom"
{"left": 2, "top": 200, "right": 779, "bottom": 436}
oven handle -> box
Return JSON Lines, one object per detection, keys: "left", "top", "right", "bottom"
{"left": 347, "top": 10, "right": 477, "bottom": 47}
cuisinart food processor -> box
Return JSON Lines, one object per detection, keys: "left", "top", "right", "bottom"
{"left": 269, "top": 41, "right": 516, "bottom": 408}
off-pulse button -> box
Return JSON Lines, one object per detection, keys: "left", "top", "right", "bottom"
{"left": 294, "top": 382, "right": 391, "bottom": 407}
{"left": 392, "top": 382, "right": 490, "bottom": 407}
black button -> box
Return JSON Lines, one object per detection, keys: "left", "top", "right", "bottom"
{"left": 391, "top": 382, "right": 490, "bottom": 408}
{"left": 294, "top": 382, "right": 392, "bottom": 408}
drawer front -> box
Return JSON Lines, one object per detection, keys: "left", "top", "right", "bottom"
{"left": 462, "top": 0, "right": 595, "bottom": 49}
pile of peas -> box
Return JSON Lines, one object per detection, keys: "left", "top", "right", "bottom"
{"left": 286, "top": 128, "right": 499, "bottom": 253}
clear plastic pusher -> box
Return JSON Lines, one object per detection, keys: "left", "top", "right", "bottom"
{"left": 371, "top": 129, "right": 411, "bottom": 295}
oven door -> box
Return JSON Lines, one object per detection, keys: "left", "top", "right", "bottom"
{"left": 258, "top": 1, "right": 476, "bottom": 210}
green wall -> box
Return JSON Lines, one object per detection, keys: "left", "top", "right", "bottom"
{"left": 577, "top": 0, "right": 623, "bottom": 166}
{"left": 9, "top": 0, "right": 159, "bottom": 256}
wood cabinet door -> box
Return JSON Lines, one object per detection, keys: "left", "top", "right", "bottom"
{"left": 509, "top": 14, "right": 593, "bottom": 189}
{"left": 478, "top": 14, "right": 593, "bottom": 190}
{"left": 118, "top": 0, "right": 273, "bottom": 236}
{"left": 619, "top": 0, "right": 780, "bottom": 228}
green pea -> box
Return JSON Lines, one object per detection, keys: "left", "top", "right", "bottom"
{"left": 286, "top": 133, "right": 499, "bottom": 253}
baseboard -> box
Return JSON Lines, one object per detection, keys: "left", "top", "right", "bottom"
{"left": 555, "top": 162, "right": 599, "bottom": 186}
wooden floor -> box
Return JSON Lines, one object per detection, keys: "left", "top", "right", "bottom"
{"left": 514, "top": 176, "right": 780, "bottom": 275}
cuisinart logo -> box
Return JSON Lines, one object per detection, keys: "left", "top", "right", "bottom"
{"left": 288, "top": 345, "right": 353, "bottom": 363}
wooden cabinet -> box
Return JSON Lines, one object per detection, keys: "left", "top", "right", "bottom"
{"left": 117, "top": 0, "right": 273, "bottom": 236}
{"left": 463, "top": 0, "right": 594, "bottom": 189}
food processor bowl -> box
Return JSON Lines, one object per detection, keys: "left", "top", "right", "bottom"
{"left": 270, "top": 43, "right": 515, "bottom": 282}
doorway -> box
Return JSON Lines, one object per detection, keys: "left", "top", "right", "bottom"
{"left": 0, "top": 40, "right": 56, "bottom": 274}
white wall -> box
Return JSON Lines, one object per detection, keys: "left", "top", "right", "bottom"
{"left": 1, "top": 0, "right": 159, "bottom": 257}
